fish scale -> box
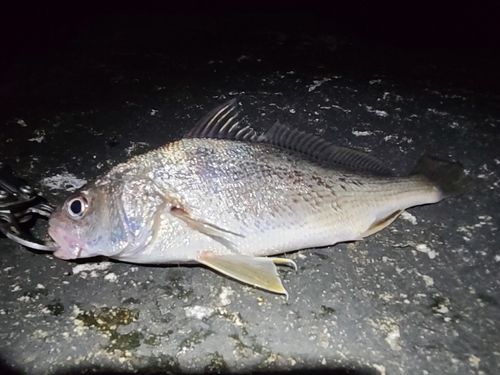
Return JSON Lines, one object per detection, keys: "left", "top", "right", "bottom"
{"left": 97, "top": 137, "right": 435, "bottom": 258}
{"left": 47, "top": 99, "right": 474, "bottom": 296}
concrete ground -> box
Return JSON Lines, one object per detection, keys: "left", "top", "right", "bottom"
{"left": 1, "top": 13, "right": 499, "bottom": 375}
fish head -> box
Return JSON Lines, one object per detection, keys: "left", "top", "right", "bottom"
{"left": 47, "top": 183, "right": 130, "bottom": 260}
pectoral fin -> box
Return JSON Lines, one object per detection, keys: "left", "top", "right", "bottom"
{"left": 171, "top": 207, "right": 243, "bottom": 251}
{"left": 196, "top": 251, "right": 296, "bottom": 297}
{"left": 362, "top": 210, "right": 404, "bottom": 238}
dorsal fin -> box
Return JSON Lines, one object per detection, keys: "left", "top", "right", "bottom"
{"left": 261, "top": 122, "right": 394, "bottom": 176}
{"left": 186, "top": 100, "right": 393, "bottom": 176}
{"left": 185, "top": 98, "right": 259, "bottom": 141}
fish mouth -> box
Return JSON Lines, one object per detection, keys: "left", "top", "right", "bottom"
{"left": 48, "top": 225, "right": 83, "bottom": 260}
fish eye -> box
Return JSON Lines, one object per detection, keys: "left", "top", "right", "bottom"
{"left": 66, "top": 195, "right": 89, "bottom": 219}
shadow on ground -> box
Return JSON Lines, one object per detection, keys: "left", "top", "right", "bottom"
{"left": 1, "top": 357, "right": 380, "bottom": 375}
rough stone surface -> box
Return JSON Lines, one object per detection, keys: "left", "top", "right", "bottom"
{"left": 1, "top": 15, "right": 499, "bottom": 375}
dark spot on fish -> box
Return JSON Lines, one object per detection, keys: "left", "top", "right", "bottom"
{"left": 339, "top": 177, "right": 346, "bottom": 182}
{"left": 287, "top": 171, "right": 303, "bottom": 185}
{"left": 194, "top": 146, "right": 214, "bottom": 158}
{"left": 312, "top": 175, "right": 325, "bottom": 187}
{"left": 171, "top": 206, "right": 188, "bottom": 216}
{"left": 340, "top": 184, "right": 347, "bottom": 191}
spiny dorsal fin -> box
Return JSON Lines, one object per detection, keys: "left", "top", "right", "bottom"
{"left": 185, "top": 98, "right": 259, "bottom": 141}
{"left": 186, "top": 100, "right": 393, "bottom": 176}
{"left": 262, "top": 122, "right": 394, "bottom": 176}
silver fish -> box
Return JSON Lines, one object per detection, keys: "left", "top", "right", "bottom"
{"left": 47, "top": 99, "right": 474, "bottom": 296}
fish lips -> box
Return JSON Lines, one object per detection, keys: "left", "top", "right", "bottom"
{"left": 47, "top": 225, "right": 84, "bottom": 260}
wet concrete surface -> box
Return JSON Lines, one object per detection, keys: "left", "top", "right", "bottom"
{"left": 1, "top": 13, "right": 499, "bottom": 375}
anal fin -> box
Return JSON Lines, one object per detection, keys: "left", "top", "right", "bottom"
{"left": 196, "top": 252, "right": 296, "bottom": 297}
{"left": 362, "top": 210, "right": 404, "bottom": 238}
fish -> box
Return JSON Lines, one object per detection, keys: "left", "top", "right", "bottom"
{"left": 47, "top": 99, "right": 474, "bottom": 296}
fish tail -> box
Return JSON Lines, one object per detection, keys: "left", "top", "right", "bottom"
{"left": 412, "top": 155, "right": 476, "bottom": 199}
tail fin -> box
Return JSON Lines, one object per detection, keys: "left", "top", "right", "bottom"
{"left": 412, "top": 155, "right": 476, "bottom": 199}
